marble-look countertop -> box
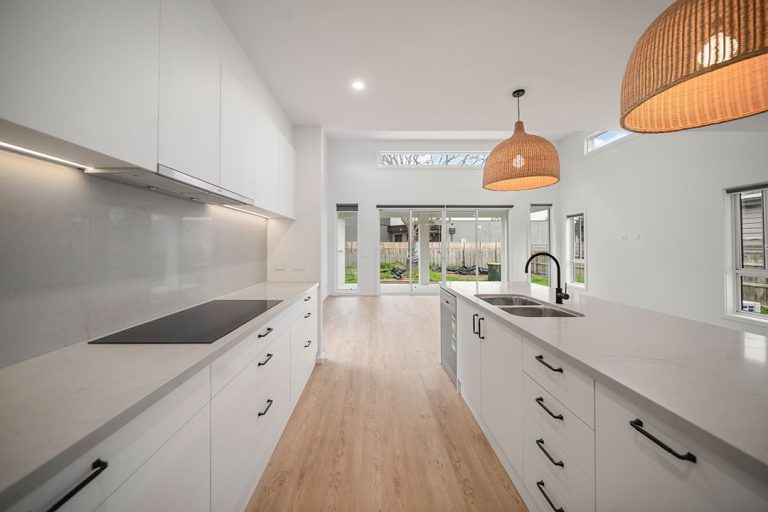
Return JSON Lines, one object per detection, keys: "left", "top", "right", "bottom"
{"left": 442, "top": 281, "right": 768, "bottom": 479}
{"left": 0, "top": 281, "right": 318, "bottom": 508}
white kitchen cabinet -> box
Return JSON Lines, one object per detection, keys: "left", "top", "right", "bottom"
{"left": 277, "top": 133, "right": 297, "bottom": 218}
{"left": 158, "top": 0, "right": 222, "bottom": 186}
{"left": 8, "top": 368, "right": 210, "bottom": 512}
{"left": 595, "top": 384, "right": 768, "bottom": 512}
{"left": 481, "top": 315, "right": 524, "bottom": 475}
{"left": 95, "top": 403, "right": 211, "bottom": 512}
{"left": 456, "top": 300, "right": 483, "bottom": 417}
{"left": 0, "top": 0, "right": 159, "bottom": 170}
{"left": 220, "top": 64, "right": 256, "bottom": 200}
{"left": 253, "top": 107, "right": 281, "bottom": 213}
{"left": 290, "top": 302, "right": 318, "bottom": 403}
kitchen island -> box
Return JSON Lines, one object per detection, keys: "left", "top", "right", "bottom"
{"left": 443, "top": 281, "right": 768, "bottom": 512}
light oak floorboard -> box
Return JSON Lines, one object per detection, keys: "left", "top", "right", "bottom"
{"left": 246, "top": 295, "right": 527, "bottom": 512}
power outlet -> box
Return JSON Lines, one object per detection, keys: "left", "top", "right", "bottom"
{"left": 293, "top": 262, "right": 306, "bottom": 270}
{"left": 274, "top": 262, "right": 286, "bottom": 271}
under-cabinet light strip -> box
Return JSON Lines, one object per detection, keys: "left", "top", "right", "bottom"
{"left": 0, "top": 141, "right": 92, "bottom": 170}
{"left": 221, "top": 204, "right": 271, "bottom": 219}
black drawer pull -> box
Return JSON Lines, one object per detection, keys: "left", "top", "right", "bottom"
{"left": 535, "top": 354, "right": 563, "bottom": 373}
{"left": 258, "top": 399, "right": 274, "bottom": 417}
{"left": 257, "top": 353, "right": 273, "bottom": 366}
{"left": 257, "top": 327, "right": 273, "bottom": 339}
{"left": 536, "top": 438, "right": 565, "bottom": 467}
{"left": 629, "top": 418, "right": 697, "bottom": 463}
{"left": 472, "top": 313, "right": 479, "bottom": 334}
{"left": 304, "top": 296, "right": 311, "bottom": 302}
{"left": 478, "top": 317, "right": 485, "bottom": 340}
{"left": 46, "top": 459, "right": 108, "bottom": 512}
{"left": 536, "top": 480, "right": 564, "bottom": 512}
{"left": 304, "top": 340, "right": 312, "bottom": 348}
{"left": 535, "top": 397, "right": 564, "bottom": 420}
{"left": 304, "top": 313, "right": 312, "bottom": 319}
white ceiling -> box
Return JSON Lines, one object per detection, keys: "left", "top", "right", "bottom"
{"left": 211, "top": 0, "right": 674, "bottom": 135}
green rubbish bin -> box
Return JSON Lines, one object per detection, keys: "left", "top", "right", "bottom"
{"left": 487, "top": 262, "right": 501, "bottom": 281}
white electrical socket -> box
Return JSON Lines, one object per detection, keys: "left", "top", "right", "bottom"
{"left": 293, "top": 262, "right": 306, "bottom": 270}
{"left": 274, "top": 262, "right": 286, "bottom": 271}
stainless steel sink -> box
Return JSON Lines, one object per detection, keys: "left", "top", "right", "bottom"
{"left": 500, "top": 305, "right": 583, "bottom": 318}
{"left": 476, "top": 294, "right": 542, "bottom": 306}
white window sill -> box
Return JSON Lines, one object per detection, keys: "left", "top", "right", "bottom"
{"left": 724, "top": 312, "right": 768, "bottom": 330}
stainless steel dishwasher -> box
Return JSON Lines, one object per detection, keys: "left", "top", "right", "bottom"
{"left": 440, "top": 288, "right": 457, "bottom": 386}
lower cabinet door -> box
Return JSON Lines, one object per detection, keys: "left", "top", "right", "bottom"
{"left": 290, "top": 317, "right": 316, "bottom": 403}
{"left": 456, "top": 300, "right": 482, "bottom": 417}
{"left": 212, "top": 341, "right": 291, "bottom": 512}
{"left": 481, "top": 315, "right": 524, "bottom": 475}
{"left": 595, "top": 384, "right": 768, "bottom": 512}
{"left": 95, "top": 403, "right": 211, "bottom": 512}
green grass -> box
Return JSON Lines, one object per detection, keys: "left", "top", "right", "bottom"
{"left": 531, "top": 274, "right": 549, "bottom": 286}
{"left": 344, "top": 267, "right": 358, "bottom": 284}
{"left": 575, "top": 276, "right": 585, "bottom": 284}
{"left": 762, "top": 306, "right": 768, "bottom": 315}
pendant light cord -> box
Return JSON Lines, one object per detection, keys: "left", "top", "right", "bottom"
{"left": 517, "top": 95, "right": 520, "bottom": 121}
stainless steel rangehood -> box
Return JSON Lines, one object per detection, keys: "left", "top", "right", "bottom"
{"left": 86, "top": 164, "right": 251, "bottom": 206}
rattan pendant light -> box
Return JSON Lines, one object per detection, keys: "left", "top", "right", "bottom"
{"left": 621, "top": 0, "right": 768, "bottom": 133}
{"left": 483, "top": 90, "right": 560, "bottom": 191}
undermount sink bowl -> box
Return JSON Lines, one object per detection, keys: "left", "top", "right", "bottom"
{"left": 476, "top": 294, "right": 542, "bottom": 306}
{"left": 500, "top": 306, "right": 583, "bottom": 318}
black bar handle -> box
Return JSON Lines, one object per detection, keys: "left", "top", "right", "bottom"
{"left": 536, "top": 480, "right": 564, "bottom": 512}
{"left": 258, "top": 399, "right": 274, "bottom": 417}
{"left": 472, "top": 313, "right": 479, "bottom": 334}
{"left": 304, "top": 340, "right": 312, "bottom": 348}
{"left": 629, "top": 419, "right": 697, "bottom": 463}
{"left": 304, "top": 296, "right": 311, "bottom": 302}
{"left": 257, "top": 353, "right": 273, "bottom": 366}
{"left": 257, "top": 327, "right": 273, "bottom": 339}
{"left": 304, "top": 313, "right": 312, "bottom": 319}
{"left": 535, "top": 354, "right": 563, "bottom": 373}
{"left": 46, "top": 459, "right": 108, "bottom": 512}
{"left": 535, "top": 397, "right": 564, "bottom": 421}
{"left": 536, "top": 438, "right": 565, "bottom": 467}
{"left": 478, "top": 317, "right": 485, "bottom": 340}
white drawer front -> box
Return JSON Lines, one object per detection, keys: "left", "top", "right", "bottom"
{"left": 290, "top": 318, "right": 317, "bottom": 403}
{"left": 211, "top": 310, "right": 289, "bottom": 396}
{"left": 212, "top": 344, "right": 290, "bottom": 512}
{"left": 523, "top": 340, "right": 594, "bottom": 428}
{"left": 524, "top": 374, "right": 594, "bottom": 481}
{"left": 9, "top": 368, "right": 210, "bottom": 512}
{"left": 211, "top": 329, "right": 289, "bottom": 465}
{"left": 95, "top": 403, "right": 210, "bottom": 512}
{"left": 595, "top": 385, "right": 768, "bottom": 512}
{"left": 291, "top": 286, "right": 318, "bottom": 322}
{"left": 524, "top": 414, "right": 595, "bottom": 512}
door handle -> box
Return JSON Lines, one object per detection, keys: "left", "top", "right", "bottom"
{"left": 258, "top": 399, "right": 274, "bottom": 417}
{"left": 478, "top": 317, "right": 485, "bottom": 340}
{"left": 629, "top": 418, "right": 697, "bottom": 463}
{"left": 45, "top": 459, "right": 108, "bottom": 512}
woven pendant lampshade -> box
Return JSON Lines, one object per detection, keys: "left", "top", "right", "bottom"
{"left": 483, "top": 90, "right": 560, "bottom": 191}
{"left": 621, "top": 0, "right": 768, "bottom": 133}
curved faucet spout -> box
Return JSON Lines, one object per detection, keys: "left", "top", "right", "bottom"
{"left": 524, "top": 252, "right": 569, "bottom": 304}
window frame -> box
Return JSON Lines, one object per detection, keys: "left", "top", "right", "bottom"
{"left": 730, "top": 187, "right": 768, "bottom": 322}
{"left": 529, "top": 204, "right": 552, "bottom": 288}
{"left": 565, "top": 212, "right": 587, "bottom": 289}
{"left": 584, "top": 130, "right": 636, "bottom": 155}
{"left": 376, "top": 151, "right": 489, "bottom": 170}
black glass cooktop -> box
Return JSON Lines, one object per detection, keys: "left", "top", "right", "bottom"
{"left": 89, "top": 299, "right": 282, "bottom": 344}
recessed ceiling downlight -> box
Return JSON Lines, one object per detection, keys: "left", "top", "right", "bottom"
{"left": 351, "top": 80, "right": 365, "bottom": 91}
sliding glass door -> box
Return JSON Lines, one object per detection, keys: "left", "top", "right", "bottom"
{"left": 379, "top": 207, "right": 508, "bottom": 294}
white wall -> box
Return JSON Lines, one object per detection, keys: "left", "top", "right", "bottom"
{"left": 326, "top": 138, "right": 561, "bottom": 295}
{"left": 267, "top": 126, "right": 327, "bottom": 290}
{"left": 0, "top": 150, "right": 268, "bottom": 368}
{"left": 556, "top": 124, "right": 768, "bottom": 335}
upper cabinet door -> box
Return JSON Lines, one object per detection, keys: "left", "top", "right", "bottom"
{"left": 220, "top": 64, "right": 255, "bottom": 200}
{"left": 253, "top": 107, "right": 280, "bottom": 213}
{"left": 278, "top": 134, "right": 296, "bottom": 219}
{"left": 159, "top": 0, "right": 221, "bottom": 186}
{"left": 0, "top": 0, "right": 160, "bottom": 170}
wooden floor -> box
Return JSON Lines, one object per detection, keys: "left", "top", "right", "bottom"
{"left": 246, "top": 295, "right": 527, "bottom": 512}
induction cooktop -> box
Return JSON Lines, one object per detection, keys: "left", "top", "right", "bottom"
{"left": 89, "top": 299, "right": 282, "bottom": 344}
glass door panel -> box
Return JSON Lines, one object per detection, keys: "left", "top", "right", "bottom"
{"left": 411, "top": 209, "right": 443, "bottom": 294}
{"left": 337, "top": 211, "right": 358, "bottom": 290}
{"left": 445, "top": 210, "right": 479, "bottom": 282}
{"left": 379, "top": 210, "right": 412, "bottom": 293}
